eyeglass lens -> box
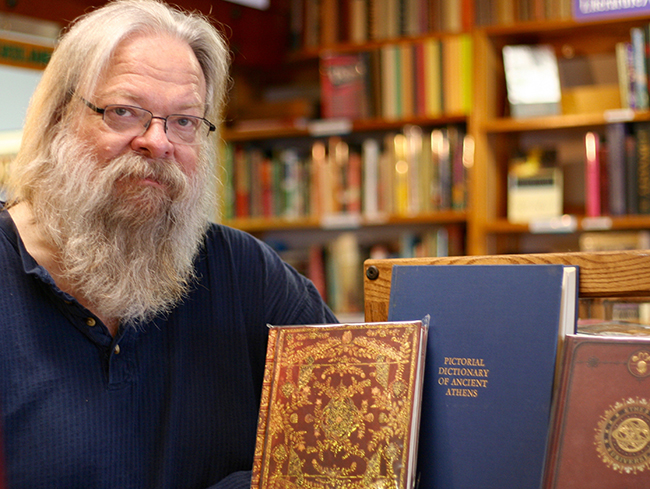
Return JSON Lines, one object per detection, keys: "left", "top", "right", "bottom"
{"left": 103, "top": 105, "right": 208, "bottom": 144}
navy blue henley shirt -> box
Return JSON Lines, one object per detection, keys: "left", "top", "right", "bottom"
{"left": 0, "top": 207, "right": 337, "bottom": 488}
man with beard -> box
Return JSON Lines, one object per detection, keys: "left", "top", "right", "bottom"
{"left": 0, "top": 1, "right": 336, "bottom": 488}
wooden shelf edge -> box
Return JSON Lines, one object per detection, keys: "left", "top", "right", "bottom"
{"left": 222, "top": 115, "right": 469, "bottom": 142}
{"left": 477, "top": 16, "right": 650, "bottom": 37}
{"left": 221, "top": 211, "right": 467, "bottom": 233}
{"left": 483, "top": 215, "right": 650, "bottom": 234}
{"left": 286, "top": 32, "right": 474, "bottom": 62}
{"left": 482, "top": 110, "right": 650, "bottom": 133}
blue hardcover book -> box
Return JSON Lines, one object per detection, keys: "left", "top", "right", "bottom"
{"left": 387, "top": 264, "right": 578, "bottom": 489}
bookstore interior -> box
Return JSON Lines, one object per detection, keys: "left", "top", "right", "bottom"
{"left": 4, "top": 1, "right": 650, "bottom": 488}
{"left": 4, "top": 0, "right": 650, "bottom": 319}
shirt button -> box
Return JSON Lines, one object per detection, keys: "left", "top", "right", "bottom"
{"left": 86, "top": 317, "right": 96, "bottom": 327}
{"left": 114, "top": 345, "right": 121, "bottom": 355}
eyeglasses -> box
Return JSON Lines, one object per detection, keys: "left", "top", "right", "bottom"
{"left": 81, "top": 98, "right": 216, "bottom": 146}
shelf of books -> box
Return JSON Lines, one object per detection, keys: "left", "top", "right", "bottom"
{"left": 222, "top": 1, "right": 479, "bottom": 317}
{"left": 223, "top": 1, "right": 650, "bottom": 314}
{"left": 470, "top": 10, "right": 650, "bottom": 255}
{"left": 218, "top": 124, "right": 469, "bottom": 317}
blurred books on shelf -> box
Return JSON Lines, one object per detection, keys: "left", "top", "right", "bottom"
{"left": 579, "top": 230, "right": 650, "bottom": 252}
{"left": 318, "top": 36, "right": 472, "bottom": 122}
{"left": 503, "top": 44, "right": 561, "bottom": 118}
{"left": 580, "top": 121, "right": 650, "bottom": 218}
{"left": 320, "top": 52, "right": 372, "bottom": 120}
{"left": 220, "top": 125, "right": 469, "bottom": 224}
{"left": 268, "top": 225, "right": 463, "bottom": 316}
{"left": 507, "top": 148, "right": 563, "bottom": 224}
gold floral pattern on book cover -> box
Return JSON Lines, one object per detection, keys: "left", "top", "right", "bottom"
{"left": 251, "top": 321, "right": 426, "bottom": 489}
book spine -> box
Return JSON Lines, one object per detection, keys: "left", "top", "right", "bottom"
{"left": 319, "top": 0, "right": 338, "bottom": 45}
{"left": 631, "top": 27, "right": 649, "bottom": 110}
{"left": 221, "top": 142, "right": 235, "bottom": 221}
{"left": 584, "top": 131, "right": 601, "bottom": 217}
{"left": 248, "top": 148, "right": 263, "bottom": 218}
{"left": 616, "top": 41, "right": 631, "bottom": 109}
{"left": 626, "top": 132, "right": 638, "bottom": 214}
{"left": 362, "top": 138, "right": 380, "bottom": 218}
{"left": 437, "top": 128, "right": 452, "bottom": 210}
{"left": 460, "top": 34, "right": 473, "bottom": 114}
{"left": 452, "top": 130, "right": 469, "bottom": 211}
{"left": 423, "top": 37, "right": 442, "bottom": 117}
{"left": 250, "top": 326, "right": 279, "bottom": 488}
{"left": 606, "top": 122, "right": 627, "bottom": 216}
{"left": 405, "top": 124, "right": 422, "bottom": 215}
{"left": 349, "top": 0, "right": 368, "bottom": 43}
{"left": 637, "top": 121, "right": 650, "bottom": 214}
{"left": 234, "top": 145, "right": 250, "bottom": 219}
{"left": 393, "top": 133, "right": 409, "bottom": 216}
{"left": 414, "top": 41, "right": 427, "bottom": 116}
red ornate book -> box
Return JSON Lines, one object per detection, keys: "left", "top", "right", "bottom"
{"left": 544, "top": 334, "right": 650, "bottom": 488}
{"left": 250, "top": 320, "right": 428, "bottom": 489}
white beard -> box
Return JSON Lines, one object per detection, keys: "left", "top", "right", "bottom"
{"left": 30, "top": 130, "right": 213, "bottom": 326}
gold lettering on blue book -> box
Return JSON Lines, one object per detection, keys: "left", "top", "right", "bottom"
{"left": 437, "top": 357, "right": 490, "bottom": 397}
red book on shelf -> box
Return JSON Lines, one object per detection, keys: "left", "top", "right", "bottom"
{"left": 320, "top": 53, "right": 370, "bottom": 120}
{"left": 234, "top": 145, "right": 250, "bottom": 219}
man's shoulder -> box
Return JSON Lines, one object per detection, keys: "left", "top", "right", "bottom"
{"left": 0, "top": 204, "right": 19, "bottom": 251}
{"left": 204, "top": 222, "right": 263, "bottom": 251}
{"left": 201, "top": 223, "right": 278, "bottom": 266}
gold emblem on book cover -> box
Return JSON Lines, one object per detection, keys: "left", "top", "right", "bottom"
{"left": 259, "top": 324, "right": 422, "bottom": 488}
{"left": 628, "top": 349, "right": 650, "bottom": 378}
{"left": 595, "top": 397, "right": 650, "bottom": 474}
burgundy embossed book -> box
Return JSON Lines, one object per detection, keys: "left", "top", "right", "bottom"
{"left": 250, "top": 320, "right": 428, "bottom": 489}
{"left": 543, "top": 333, "right": 650, "bottom": 489}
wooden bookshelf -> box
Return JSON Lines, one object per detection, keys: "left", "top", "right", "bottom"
{"left": 470, "top": 12, "right": 650, "bottom": 255}
{"left": 220, "top": 1, "right": 650, "bottom": 312}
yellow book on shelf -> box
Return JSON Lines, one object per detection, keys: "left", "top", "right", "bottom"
{"left": 393, "top": 133, "right": 410, "bottom": 216}
{"left": 381, "top": 45, "right": 398, "bottom": 120}
{"left": 443, "top": 36, "right": 461, "bottom": 114}
{"left": 459, "top": 34, "right": 473, "bottom": 115}
{"left": 423, "top": 37, "right": 442, "bottom": 118}
{"left": 400, "top": 43, "right": 415, "bottom": 120}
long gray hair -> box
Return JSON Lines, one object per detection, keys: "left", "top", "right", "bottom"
{"left": 9, "top": 0, "right": 230, "bottom": 204}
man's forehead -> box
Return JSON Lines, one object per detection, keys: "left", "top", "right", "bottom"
{"left": 96, "top": 33, "right": 206, "bottom": 104}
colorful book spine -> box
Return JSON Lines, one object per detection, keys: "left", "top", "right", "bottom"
{"left": 637, "top": 121, "right": 650, "bottom": 214}
{"left": 606, "top": 122, "right": 627, "bottom": 216}
{"left": 585, "top": 131, "right": 601, "bottom": 217}
{"left": 631, "top": 27, "right": 649, "bottom": 110}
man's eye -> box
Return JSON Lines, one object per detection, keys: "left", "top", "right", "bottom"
{"left": 112, "top": 107, "right": 136, "bottom": 117}
{"left": 176, "top": 117, "right": 197, "bottom": 128}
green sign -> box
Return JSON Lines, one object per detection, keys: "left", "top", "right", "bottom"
{"left": 0, "top": 38, "right": 52, "bottom": 69}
